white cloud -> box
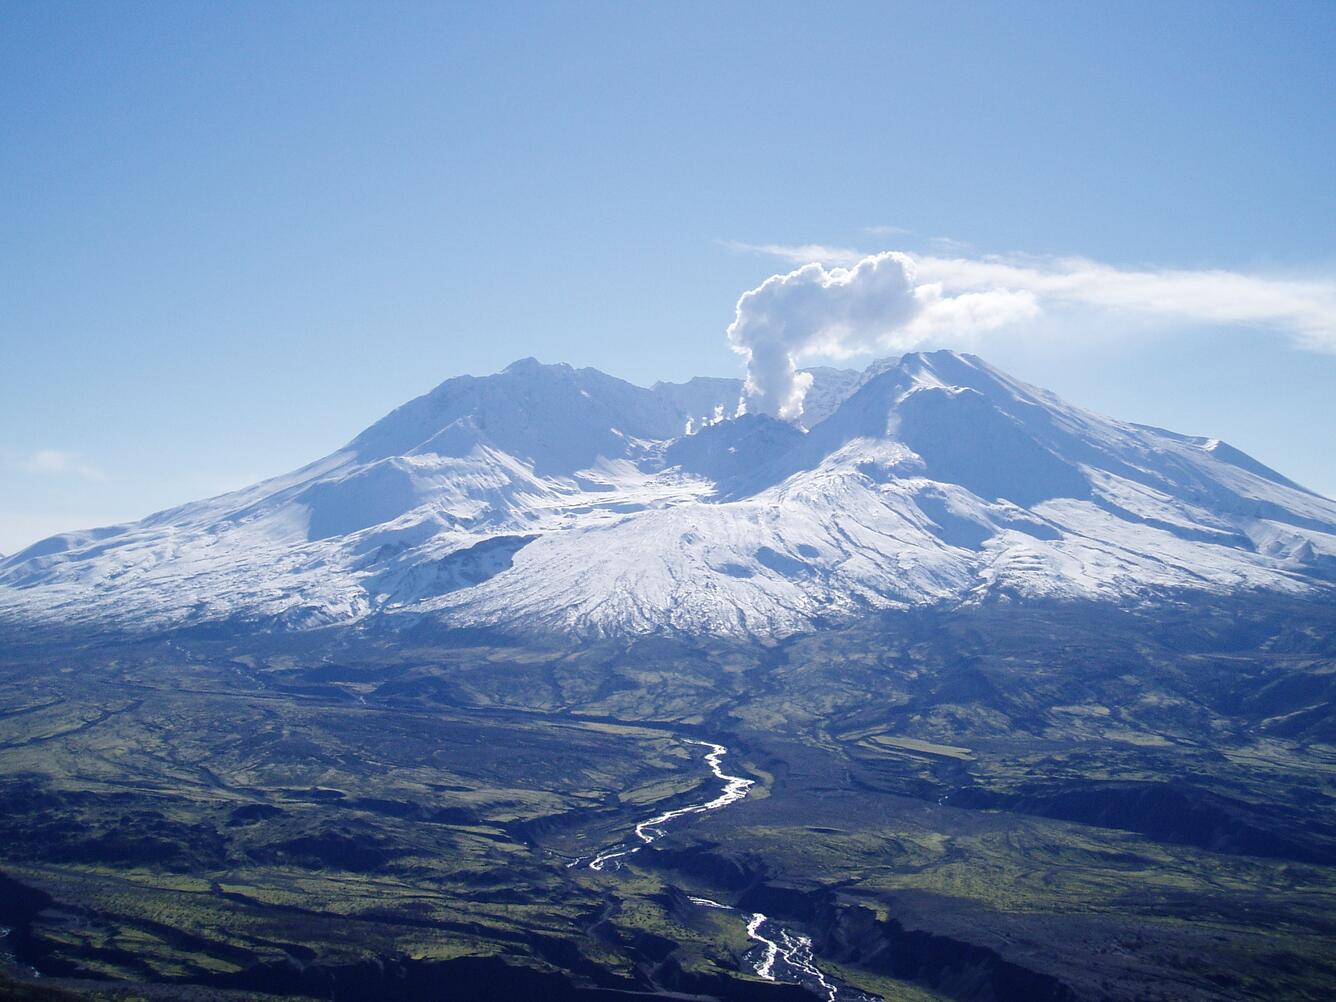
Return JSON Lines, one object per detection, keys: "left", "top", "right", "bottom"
{"left": 21, "top": 449, "right": 105, "bottom": 481}
{"left": 727, "top": 240, "right": 1336, "bottom": 355}
{"left": 726, "top": 252, "right": 1036, "bottom": 418}
{"left": 913, "top": 254, "right": 1336, "bottom": 353}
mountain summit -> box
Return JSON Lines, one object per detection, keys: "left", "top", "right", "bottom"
{"left": 3, "top": 351, "right": 1333, "bottom": 637}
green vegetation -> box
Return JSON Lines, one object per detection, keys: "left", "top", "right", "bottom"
{"left": 2, "top": 595, "right": 1335, "bottom": 999}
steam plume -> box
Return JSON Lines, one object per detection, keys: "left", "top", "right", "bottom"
{"left": 726, "top": 252, "right": 1034, "bottom": 419}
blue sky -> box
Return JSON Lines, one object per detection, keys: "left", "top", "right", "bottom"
{"left": 3, "top": 2, "right": 1335, "bottom": 552}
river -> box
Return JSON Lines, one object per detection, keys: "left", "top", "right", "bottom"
{"left": 583, "top": 739, "right": 879, "bottom": 1001}
{"left": 587, "top": 740, "right": 752, "bottom": 871}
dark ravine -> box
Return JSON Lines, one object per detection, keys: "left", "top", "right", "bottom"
{"left": 752, "top": 887, "right": 1078, "bottom": 1002}
{"left": 810, "top": 901, "right": 1077, "bottom": 1002}
{"left": 651, "top": 851, "right": 1079, "bottom": 1002}
{"left": 0, "top": 873, "right": 53, "bottom": 984}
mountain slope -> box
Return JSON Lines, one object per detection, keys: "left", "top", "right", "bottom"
{"left": 2, "top": 351, "right": 1333, "bottom": 638}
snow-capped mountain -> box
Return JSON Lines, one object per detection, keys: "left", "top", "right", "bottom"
{"left": 3, "top": 351, "right": 1334, "bottom": 638}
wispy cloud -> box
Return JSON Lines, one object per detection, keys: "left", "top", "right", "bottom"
{"left": 719, "top": 239, "right": 866, "bottom": 268}
{"left": 926, "top": 236, "right": 974, "bottom": 254}
{"left": 864, "top": 224, "right": 914, "bottom": 237}
{"left": 725, "top": 241, "right": 1336, "bottom": 354}
{"left": 915, "top": 254, "right": 1336, "bottom": 353}
{"left": 21, "top": 449, "right": 106, "bottom": 481}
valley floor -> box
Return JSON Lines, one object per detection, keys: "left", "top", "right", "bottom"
{"left": 2, "top": 597, "right": 1335, "bottom": 1001}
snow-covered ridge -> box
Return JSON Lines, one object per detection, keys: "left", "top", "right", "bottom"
{"left": 2, "top": 351, "right": 1333, "bottom": 638}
